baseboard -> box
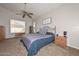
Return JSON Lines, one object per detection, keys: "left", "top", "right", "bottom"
{"left": 6, "top": 37, "right": 17, "bottom": 40}
{"left": 68, "top": 44, "right": 79, "bottom": 49}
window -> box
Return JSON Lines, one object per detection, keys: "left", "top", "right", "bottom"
{"left": 10, "top": 19, "right": 25, "bottom": 33}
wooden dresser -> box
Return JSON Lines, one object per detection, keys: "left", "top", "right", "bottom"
{"left": 0, "top": 26, "right": 5, "bottom": 41}
{"left": 55, "top": 36, "right": 67, "bottom": 48}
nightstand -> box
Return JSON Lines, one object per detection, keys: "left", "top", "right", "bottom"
{"left": 55, "top": 36, "right": 67, "bottom": 48}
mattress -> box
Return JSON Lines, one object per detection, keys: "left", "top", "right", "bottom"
{"left": 22, "top": 34, "right": 52, "bottom": 49}
{"left": 22, "top": 33, "right": 54, "bottom": 56}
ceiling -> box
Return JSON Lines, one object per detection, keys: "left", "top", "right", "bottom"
{"left": 0, "top": 3, "right": 63, "bottom": 20}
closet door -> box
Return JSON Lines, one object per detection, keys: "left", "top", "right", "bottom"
{"left": 0, "top": 26, "right": 5, "bottom": 41}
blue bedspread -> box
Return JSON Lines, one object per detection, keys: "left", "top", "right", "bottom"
{"left": 22, "top": 33, "right": 54, "bottom": 56}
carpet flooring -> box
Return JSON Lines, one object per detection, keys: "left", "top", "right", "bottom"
{"left": 0, "top": 39, "right": 79, "bottom": 56}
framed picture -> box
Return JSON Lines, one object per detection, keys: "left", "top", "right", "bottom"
{"left": 42, "top": 17, "right": 52, "bottom": 25}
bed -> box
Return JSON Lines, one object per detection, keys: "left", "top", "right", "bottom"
{"left": 21, "top": 26, "right": 56, "bottom": 56}
{"left": 21, "top": 33, "right": 55, "bottom": 56}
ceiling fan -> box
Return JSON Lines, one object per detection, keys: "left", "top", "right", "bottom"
{"left": 16, "top": 3, "right": 33, "bottom": 19}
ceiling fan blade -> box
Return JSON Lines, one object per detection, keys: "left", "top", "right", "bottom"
{"left": 29, "top": 13, "right": 33, "bottom": 15}
{"left": 16, "top": 13, "right": 22, "bottom": 15}
{"left": 22, "top": 14, "right": 26, "bottom": 18}
{"left": 27, "top": 14, "right": 32, "bottom": 18}
{"left": 22, "top": 10, "right": 27, "bottom": 14}
{"left": 22, "top": 10, "right": 33, "bottom": 15}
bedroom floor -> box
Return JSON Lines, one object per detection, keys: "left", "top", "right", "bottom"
{"left": 0, "top": 39, "right": 79, "bottom": 56}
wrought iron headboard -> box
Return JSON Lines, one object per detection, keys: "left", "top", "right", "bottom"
{"left": 42, "top": 26, "right": 56, "bottom": 36}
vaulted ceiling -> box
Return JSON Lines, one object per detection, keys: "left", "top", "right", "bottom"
{"left": 0, "top": 3, "right": 63, "bottom": 20}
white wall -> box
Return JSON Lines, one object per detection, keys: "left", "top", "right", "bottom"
{"left": 35, "top": 4, "right": 79, "bottom": 49}
{"left": 0, "top": 6, "right": 32, "bottom": 38}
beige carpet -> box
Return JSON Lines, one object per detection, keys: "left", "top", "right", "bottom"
{"left": 0, "top": 39, "right": 79, "bottom": 56}
{"left": 0, "top": 39, "right": 27, "bottom": 56}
